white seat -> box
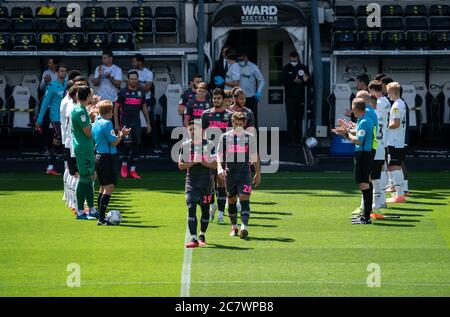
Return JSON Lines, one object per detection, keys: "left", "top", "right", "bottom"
{"left": 164, "top": 83, "right": 183, "bottom": 127}
{"left": 11, "top": 85, "right": 32, "bottom": 129}
{"left": 401, "top": 84, "right": 418, "bottom": 127}
{"left": 153, "top": 71, "right": 171, "bottom": 116}
{"left": 333, "top": 83, "right": 353, "bottom": 126}
{"left": 21, "top": 74, "right": 40, "bottom": 103}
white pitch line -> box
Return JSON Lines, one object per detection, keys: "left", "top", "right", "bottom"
{"left": 180, "top": 226, "right": 192, "bottom": 297}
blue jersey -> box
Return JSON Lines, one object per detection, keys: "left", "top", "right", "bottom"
{"left": 37, "top": 79, "right": 67, "bottom": 124}
{"left": 365, "top": 105, "right": 378, "bottom": 150}
{"left": 355, "top": 114, "right": 374, "bottom": 152}
{"left": 92, "top": 117, "right": 118, "bottom": 154}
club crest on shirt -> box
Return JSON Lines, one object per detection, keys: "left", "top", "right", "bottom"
{"left": 358, "top": 129, "right": 365, "bottom": 137}
{"left": 110, "top": 130, "right": 116, "bottom": 136}
{"left": 81, "top": 115, "right": 86, "bottom": 122}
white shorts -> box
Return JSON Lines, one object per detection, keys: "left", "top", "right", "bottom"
{"left": 374, "top": 144, "right": 385, "bottom": 161}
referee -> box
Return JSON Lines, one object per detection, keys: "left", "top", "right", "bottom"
{"left": 92, "top": 100, "right": 131, "bottom": 225}
{"left": 333, "top": 98, "right": 375, "bottom": 224}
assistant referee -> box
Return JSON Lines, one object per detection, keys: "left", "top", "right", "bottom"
{"left": 92, "top": 100, "right": 131, "bottom": 225}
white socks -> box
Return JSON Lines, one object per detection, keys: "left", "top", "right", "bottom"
{"left": 391, "top": 170, "right": 404, "bottom": 196}
{"left": 403, "top": 180, "right": 409, "bottom": 193}
{"left": 63, "top": 168, "right": 69, "bottom": 201}
{"left": 380, "top": 171, "right": 387, "bottom": 204}
{"left": 47, "top": 164, "right": 54, "bottom": 171}
{"left": 130, "top": 166, "right": 136, "bottom": 172}
{"left": 372, "top": 179, "right": 382, "bottom": 209}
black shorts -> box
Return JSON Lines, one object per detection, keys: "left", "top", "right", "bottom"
{"left": 226, "top": 171, "right": 252, "bottom": 197}
{"left": 122, "top": 123, "right": 141, "bottom": 145}
{"left": 354, "top": 151, "right": 374, "bottom": 184}
{"left": 388, "top": 146, "right": 405, "bottom": 166}
{"left": 63, "top": 147, "right": 71, "bottom": 163}
{"left": 52, "top": 121, "right": 62, "bottom": 146}
{"left": 370, "top": 160, "right": 384, "bottom": 180}
{"left": 95, "top": 154, "right": 117, "bottom": 186}
{"left": 185, "top": 180, "right": 213, "bottom": 206}
{"left": 68, "top": 153, "right": 78, "bottom": 176}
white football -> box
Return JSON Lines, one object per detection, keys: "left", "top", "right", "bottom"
{"left": 305, "top": 137, "right": 318, "bottom": 148}
{"left": 106, "top": 210, "right": 122, "bottom": 225}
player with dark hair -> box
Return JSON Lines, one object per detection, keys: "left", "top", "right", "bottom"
{"left": 217, "top": 112, "right": 261, "bottom": 239}
{"left": 92, "top": 100, "right": 131, "bottom": 225}
{"left": 356, "top": 74, "right": 370, "bottom": 91}
{"left": 373, "top": 73, "right": 386, "bottom": 81}
{"left": 36, "top": 63, "right": 68, "bottom": 175}
{"left": 183, "top": 82, "right": 211, "bottom": 127}
{"left": 179, "top": 121, "right": 217, "bottom": 248}
{"left": 178, "top": 74, "right": 203, "bottom": 117}
{"left": 114, "top": 70, "right": 151, "bottom": 179}
{"left": 71, "top": 85, "right": 98, "bottom": 220}
{"left": 230, "top": 88, "right": 256, "bottom": 134}
{"left": 201, "top": 88, "right": 233, "bottom": 224}
{"left": 92, "top": 50, "right": 122, "bottom": 102}
{"left": 333, "top": 98, "right": 375, "bottom": 224}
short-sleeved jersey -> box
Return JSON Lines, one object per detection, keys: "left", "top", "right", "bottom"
{"left": 387, "top": 98, "right": 407, "bottom": 148}
{"left": 201, "top": 108, "right": 233, "bottom": 133}
{"left": 135, "top": 67, "right": 154, "bottom": 100}
{"left": 94, "top": 64, "right": 122, "bottom": 101}
{"left": 178, "top": 88, "right": 196, "bottom": 108}
{"left": 116, "top": 87, "right": 146, "bottom": 125}
{"left": 60, "top": 94, "right": 70, "bottom": 145}
{"left": 92, "top": 117, "right": 118, "bottom": 154}
{"left": 365, "top": 105, "right": 378, "bottom": 150}
{"left": 376, "top": 96, "right": 391, "bottom": 147}
{"left": 184, "top": 98, "right": 212, "bottom": 122}
{"left": 179, "top": 138, "right": 216, "bottom": 184}
{"left": 71, "top": 104, "right": 94, "bottom": 154}
{"left": 217, "top": 130, "right": 257, "bottom": 174}
{"left": 355, "top": 114, "right": 374, "bottom": 152}
{"left": 229, "top": 105, "right": 255, "bottom": 129}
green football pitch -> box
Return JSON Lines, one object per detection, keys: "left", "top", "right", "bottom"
{"left": 0, "top": 171, "right": 449, "bottom": 297}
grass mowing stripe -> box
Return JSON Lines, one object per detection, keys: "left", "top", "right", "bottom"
{"left": 180, "top": 227, "right": 192, "bottom": 297}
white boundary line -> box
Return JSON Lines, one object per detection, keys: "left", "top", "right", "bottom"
{"left": 180, "top": 226, "right": 192, "bottom": 297}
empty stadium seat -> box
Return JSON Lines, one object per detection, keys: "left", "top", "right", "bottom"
{"left": 155, "top": 7, "right": 178, "bottom": 34}
{"left": 430, "top": 31, "right": 450, "bottom": 50}
{"left": 405, "top": 16, "right": 428, "bottom": 31}
{"left": 35, "top": 6, "right": 57, "bottom": 21}
{"left": 108, "top": 19, "right": 133, "bottom": 32}
{"left": 333, "top": 31, "right": 358, "bottom": 50}
{"left": 106, "top": 7, "right": 129, "bottom": 21}
{"left": 356, "top": 5, "right": 371, "bottom": 17}
{"left": 358, "top": 31, "right": 382, "bottom": 49}
{"left": 405, "top": 5, "right": 428, "bottom": 17}
{"left": 406, "top": 31, "right": 429, "bottom": 49}
{"left": 0, "top": 6, "right": 9, "bottom": 20}
{"left": 381, "top": 5, "right": 403, "bottom": 17}
{"left": 133, "top": 18, "right": 153, "bottom": 46}
{"left": 8, "top": 85, "right": 35, "bottom": 129}
{"left": 333, "top": 17, "right": 356, "bottom": 31}
{"left": 58, "top": 6, "right": 69, "bottom": 22}
{"left": 10, "top": 7, "right": 33, "bottom": 21}
{"left": 13, "top": 33, "right": 37, "bottom": 51}
{"left": 38, "top": 33, "right": 62, "bottom": 50}
{"left": 429, "top": 16, "right": 450, "bottom": 30}
{"left": 37, "top": 20, "right": 60, "bottom": 32}
{"left": 131, "top": 6, "right": 153, "bottom": 19}
{"left": 62, "top": 32, "right": 85, "bottom": 51}
{"left": 87, "top": 33, "right": 109, "bottom": 50}
{"left": 429, "top": 5, "right": 450, "bottom": 17}
{"left": 381, "top": 16, "right": 404, "bottom": 31}
{"left": 357, "top": 16, "right": 380, "bottom": 31}
{"left": 335, "top": 6, "right": 355, "bottom": 17}
{"left": 0, "top": 33, "right": 12, "bottom": 51}
{"left": 12, "top": 20, "right": 36, "bottom": 33}
{"left": 382, "top": 31, "right": 406, "bottom": 49}
{"left": 110, "top": 33, "right": 133, "bottom": 50}
{"left": 84, "top": 19, "right": 108, "bottom": 33}
{"left": 21, "top": 75, "right": 40, "bottom": 104}
{"left": 83, "top": 7, "right": 105, "bottom": 20}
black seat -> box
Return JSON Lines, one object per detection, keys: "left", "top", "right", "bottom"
{"left": 131, "top": 6, "right": 153, "bottom": 19}
{"left": 154, "top": 7, "right": 177, "bottom": 33}
{"left": 381, "top": 5, "right": 403, "bottom": 17}
{"left": 333, "top": 31, "right": 358, "bottom": 50}
{"left": 12, "top": 20, "right": 36, "bottom": 33}
{"left": 430, "top": 31, "right": 450, "bottom": 50}
{"left": 357, "top": 16, "right": 380, "bottom": 31}
{"left": 35, "top": 6, "right": 57, "bottom": 21}
{"left": 333, "top": 17, "right": 356, "bottom": 31}
{"left": 0, "top": 33, "right": 12, "bottom": 51}
{"left": 108, "top": 19, "right": 133, "bottom": 32}
{"left": 132, "top": 18, "right": 153, "bottom": 46}
{"left": 381, "top": 16, "right": 404, "bottom": 31}
{"left": 357, "top": 5, "right": 372, "bottom": 17}
{"left": 63, "top": 33, "right": 85, "bottom": 51}
{"left": 405, "top": 16, "right": 428, "bottom": 31}
{"left": 110, "top": 33, "right": 133, "bottom": 50}
{"left": 405, "top": 5, "right": 428, "bottom": 17}
{"left": 10, "top": 7, "right": 33, "bottom": 21}
{"left": 60, "top": 19, "right": 82, "bottom": 33}
{"left": 0, "top": 6, "right": 9, "bottom": 20}
{"left": 335, "top": 6, "right": 355, "bottom": 17}
{"left": 86, "top": 33, "right": 109, "bottom": 51}
{"left": 358, "top": 31, "right": 382, "bottom": 49}
{"left": 36, "top": 20, "right": 60, "bottom": 33}
{"left": 84, "top": 19, "right": 108, "bottom": 33}
{"left": 406, "top": 31, "right": 429, "bottom": 49}
{"left": 429, "top": 16, "right": 450, "bottom": 30}
{"left": 106, "top": 7, "right": 128, "bottom": 21}
{"left": 13, "top": 33, "right": 37, "bottom": 51}
{"left": 382, "top": 31, "right": 406, "bottom": 49}
{"left": 83, "top": 7, "right": 105, "bottom": 20}
{"left": 38, "top": 33, "right": 61, "bottom": 50}
{"left": 429, "top": 5, "right": 450, "bottom": 17}
{"left": 0, "top": 20, "right": 11, "bottom": 33}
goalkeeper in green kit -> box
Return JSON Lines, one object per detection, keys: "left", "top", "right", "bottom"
{"left": 71, "top": 85, "right": 99, "bottom": 220}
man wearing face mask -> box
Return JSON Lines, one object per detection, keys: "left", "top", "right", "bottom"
{"left": 282, "top": 51, "right": 310, "bottom": 145}
{"left": 236, "top": 52, "right": 265, "bottom": 128}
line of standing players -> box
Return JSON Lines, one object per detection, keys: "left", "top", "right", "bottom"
{"left": 177, "top": 78, "right": 261, "bottom": 247}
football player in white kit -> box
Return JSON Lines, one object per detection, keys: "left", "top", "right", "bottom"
{"left": 368, "top": 81, "right": 391, "bottom": 215}
{"left": 386, "top": 82, "right": 407, "bottom": 203}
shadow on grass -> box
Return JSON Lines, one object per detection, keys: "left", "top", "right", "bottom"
{"left": 373, "top": 223, "right": 415, "bottom": 228}
{"left": 252, "top": 202, "right": 277, "bottom": 206}
{"left": 119, "top": 224, "right": 161, "bottom": 229}
{"left": 252, "top": 211, "right": 293, "bottom": 216}
{"left": 406, "top": 201, "right": 447, "bottom": 206}
{"left": 207, "top": 243, "right": 253, "bottom": 250}
{"left": 250, "top": 216, "right": 282, "bottom": 221}
{"left": 248, "top": 223, "right": 278, "bottom": 228}
{"left": 384, "top": 213, "right": 424, "bottom": 218}
{"left": 246, "top": 236, "right": 295, "bottom": 243}
{"left": 388, "top": 206, "right": 433, "bottom": 212}
{"left": 381, "top": 218, "right": 420, "bottom": 223}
